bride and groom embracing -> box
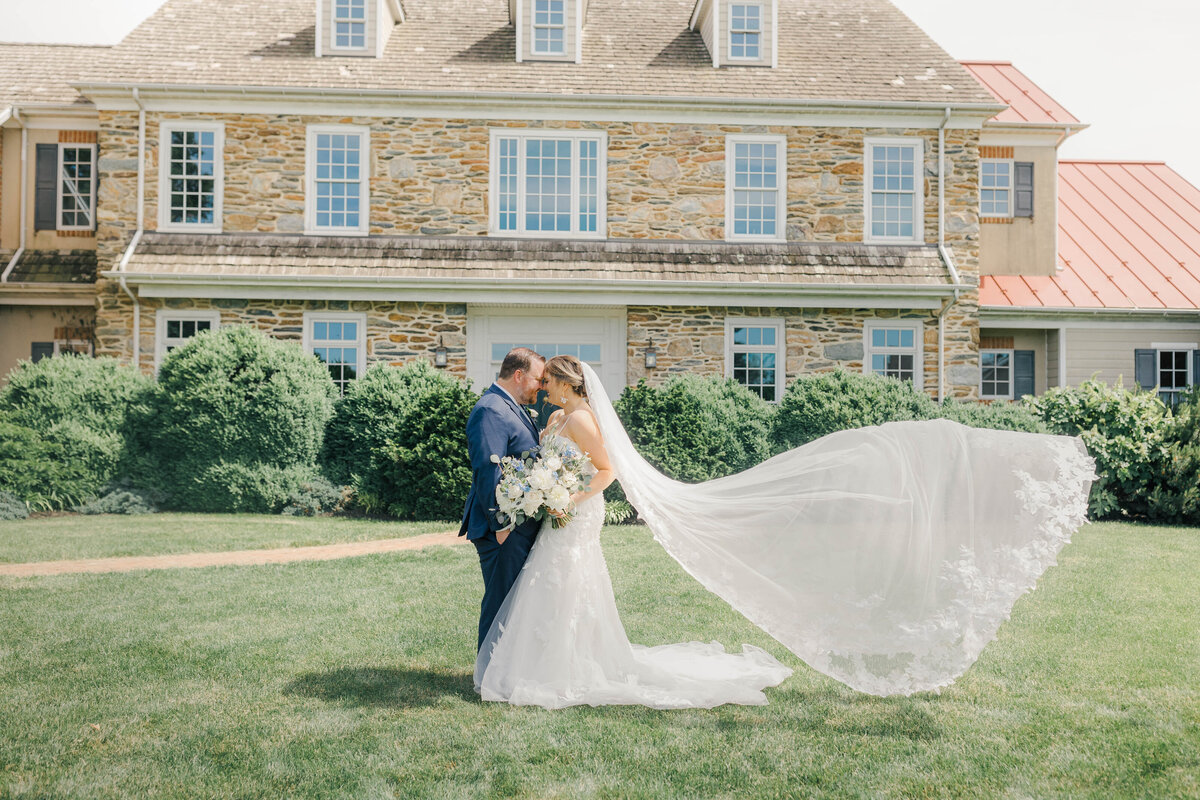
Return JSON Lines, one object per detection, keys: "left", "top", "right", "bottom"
{"left": 460, "top": 346, "right": 1098, "bottom": 708}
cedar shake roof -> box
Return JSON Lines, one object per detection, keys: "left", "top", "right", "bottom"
{"left": 95, "top": 0, "right": 995, "bottom": 105}
{"left": 6, "top": 250, "right": 97, "bottom": 283}
{"left": 126, "top": 232, "right": 953, "bottom": 284}
{"left": 981, "top": 161, "right": 1200, "bottom": 311}
{"left": 0, "top": 43, "right": 110, "bottom": 107}
{"left": 960, "top": 61, "right": 1079, "bottom": 125}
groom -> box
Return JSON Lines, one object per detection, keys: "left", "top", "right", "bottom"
{"left": 460, "top": 347, "right": 547, "bottom": 651}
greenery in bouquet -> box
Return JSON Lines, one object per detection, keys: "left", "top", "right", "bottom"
{"left": 492, "top": 438, "right": 593, "bottom": 531}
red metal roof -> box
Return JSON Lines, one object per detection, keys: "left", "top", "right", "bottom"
{"left": 960, "top": 61, "right": 1079, "bottom": 125}
{"left": 980, "top": 161, "right": 1200, "bottom": 311}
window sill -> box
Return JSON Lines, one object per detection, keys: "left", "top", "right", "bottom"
{"left": 304, "top": 228, "right": 369, "bottom": 237}
{"left": 158, "top": 223, "right": 223, "bottom": 234}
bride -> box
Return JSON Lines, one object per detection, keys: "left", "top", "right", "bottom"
{"left": 474, "top": 355, "right": 1096, "bottom": 707}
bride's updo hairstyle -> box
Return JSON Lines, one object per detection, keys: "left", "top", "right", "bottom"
{"left": 544, "top": 355, "right": 588, "bottom": 400}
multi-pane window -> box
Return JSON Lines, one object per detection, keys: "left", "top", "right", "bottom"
{"left": 307, "top": 126, "right": 369, "bottom": 234}
{"left": 729, "top": 4, "right": 762, "bottom": 60}
{"left": 726, "top": 319, "right": 784, "bottom": 402}
{"left": 491, "top": 130, "right": 606, "bottom": 238}
{"left": 532, "top": 0, "right": 566, "bottom": 55}
{"left": 333, "top": 0, "right": 367, "bottom": 49}
{"left": 981, "top": 160, "right": 1012, "bottom": 217}
{"left": 865, "top": 139, "right": 922, "bottom": 242}
{"left": 57, "top": 145, "right": 95, "bottom": 230}
{"left": 1158, "top": 349, "right": 1192, "bottom": 406}
{"left": 306, "top": 315, "right": 366, "bottom": 396}
{"left": 865, "top": 323, "right": 921, "bottom": 386}
{"left": 161, "top": 124, "right": 222, "bottom": 230}
{"left": 980, "top": 350, "right": 1013, "bottom": 399}
{"left": 726, "top": 135, "right": 785, "bottom": 241}
{"left": 155, "top": 311, "right": 220, "bottom": 369}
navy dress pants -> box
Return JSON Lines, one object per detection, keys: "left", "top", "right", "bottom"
{"left": 473, "top": 526, "right": 537, "bottom": 652}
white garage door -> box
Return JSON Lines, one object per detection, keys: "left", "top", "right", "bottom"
{"left": 466, "top": 306, "right": 627, "bottom": 399}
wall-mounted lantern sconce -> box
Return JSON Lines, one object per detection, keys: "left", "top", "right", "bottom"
{"left": 434, "top": 335, "right": 448, "bottom": 368}
{"left": 644, "top": 337, "right": 657, "bottom": 370}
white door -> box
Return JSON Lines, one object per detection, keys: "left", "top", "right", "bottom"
{"left": 466, "top": 306, "right": 627, "bottom": 399}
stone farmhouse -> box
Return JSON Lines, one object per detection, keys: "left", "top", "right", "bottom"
{"left": 1, "top": 0, "right": 1197, "bottom": 405}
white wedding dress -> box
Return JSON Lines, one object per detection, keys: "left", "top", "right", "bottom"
{"left": 475, "top": 364, "right": 1097, "bottom": 704}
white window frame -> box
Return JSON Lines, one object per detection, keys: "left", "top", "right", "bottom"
{"left": 53, "top": 339, "right": 93, "bottom": 356}
{"left": 303, "top": 311, "right": 368, "bottom": 394}
{"left": 154, "top": 309, "right": 221, "bottom": 370}
{"left": 863, "top": 320, "right": 924, "bottom": 391}
{"left": 158, "top": 121, "right": 224, "bottom": 233}
{"left": 724, "top": 133, "right": 787, "bottom": 243}
{"left": 1152, "top": 342, "right": 1197, "bottom": 396}
{"left": 863, "top": 136, "right": 925, "bottom": 244}
{"left": 487, "top": 128, "right": 608, "bottom": 239}
{"left": 330, "top": 0, "right": 369, "bottom": 52}
{"left": 728, "top": 3, "right": 763, "bottom": 61}
{"left": 56, "top": 143, "right": 96, "bottom": 231}
{"left": 979, "top": 348, "right": 1015, "bottom": 400}
{"left": 305, "top": 124, "right": 371, "bottom": 236}
{"left": 980, "top": 159, "right": 1013, "bottom": 218}
{"left": 530, "top": 0, "right": 567, "bottom": 56}
{"left": 724, "top": 317, "right": 785, "bottom": 402}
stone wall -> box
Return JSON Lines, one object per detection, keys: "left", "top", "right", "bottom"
{"left": 92, "top": 286, "right": 467, "bottom": 377}
{"left": 625, "top": 305, "right": 971, "bottom": 398}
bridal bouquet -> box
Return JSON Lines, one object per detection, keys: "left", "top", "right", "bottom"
{"left": 492, "top": 439, "right": 593, "bottom": 530}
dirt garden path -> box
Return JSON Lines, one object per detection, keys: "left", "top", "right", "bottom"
{"left": 0, "top": 529, "right": 465, "bottom": 578}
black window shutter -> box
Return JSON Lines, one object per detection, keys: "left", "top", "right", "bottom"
{"left": 1014, "top": 162, "right": 1034, "bottom": 218}
{"left": 1134, "top": 349, "right": 1157, "bottom": 391}
{"left": 34, "top": 143, "right": 58, "bottom": 231}
{"left": 1013, "top": 350, "right": 1035, "bottom": 398}
{"left": 1193, "top": 350, "right": 1200, "bottom": 388}
{"left": 31, "top": 342, "right": 55, "bottom": 363}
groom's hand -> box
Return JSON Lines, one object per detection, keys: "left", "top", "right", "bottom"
{"left": 496, "top": 528, "right": 513, "bottom": 545}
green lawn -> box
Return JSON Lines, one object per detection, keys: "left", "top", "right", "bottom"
{"left": 0, "top": 513, "right": 454, "bottom": 563}
{"left": 0, "top": 519, "right": 1196, "bottom": 799}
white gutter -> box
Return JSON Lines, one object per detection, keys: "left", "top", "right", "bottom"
{"left": 934, "top": 105, "right": 963, "bottom": 403}
{"left": 116, "top": 88, "right": 146, "bottom": 370}
{"left": 1, "top": 108, "right": 27, "bottom": 283}
{"left": 981, "top": 305, "right": 1200, "bottom": 321}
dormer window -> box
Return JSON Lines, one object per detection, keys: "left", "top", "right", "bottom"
{"left": 333, "top": 0, "right": 367, "bottom": 50}
{"left": 532, "top": 0, "right": 566, "bottom": 56}
{"left": 729, "top": 4, "right": 761, "bottom": 60}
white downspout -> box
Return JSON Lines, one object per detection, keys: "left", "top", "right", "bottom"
{"left": 934, "top": 106, "right": 961, "bottom": 403}
{"left": 117, "top": 89, "right": 145, "bottom": 370}
{"left": 1, "top": 108, "right": 27, "bottom": 282}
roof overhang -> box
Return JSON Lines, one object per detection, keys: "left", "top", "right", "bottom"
{"left": 0, "top": 103, "right": 98, "bottom": 129}
{"left": 981, "top": 305, "right": 1200, "bottom": 328}
{"left": 75, "top": 82, "right": 1006, "bottom": 127}
{"left": 104, "top": 268, "right": 959, "bottom": 310}
{"left": 0, "top": 283, "right": 96, "bottom": 306}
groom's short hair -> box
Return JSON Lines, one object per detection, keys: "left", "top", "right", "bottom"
{"left": 498, "top": 347, "right": 545, "bottom": 379}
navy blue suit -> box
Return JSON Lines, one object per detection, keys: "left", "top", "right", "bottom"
{"left": 460, "top": 384, "right": 542, "bottom": 651}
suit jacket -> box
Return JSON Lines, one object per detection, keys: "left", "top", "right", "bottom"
{"left": 459, "top": 383, "right": 542, "bottom": 541}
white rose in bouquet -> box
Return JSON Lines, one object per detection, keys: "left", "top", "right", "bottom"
{"left": 528, "top": 468, "right": 555, "bottom": 493}
{"left": 521, "top": 490, "right": 545, "bottom": 517}
{"left": 543, "top": 454, "right": 563, "bottom": 472}
{"left": 546, "top": 484, "right": 573, "bottom": 512}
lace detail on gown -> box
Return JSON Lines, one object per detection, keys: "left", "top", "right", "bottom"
{"left": 473, "top": 433, "right": 793, "bottom": 709}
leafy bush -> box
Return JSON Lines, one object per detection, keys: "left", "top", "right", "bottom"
{"left": 613, "top": 375, "right": 774, "bottom": 484}
{"left": 772, "top": 369, "right": 938, "bottom": 450}
{"left": 1147, "top": 387, "right": 1200, "bottom": 525}
{"left": 934, "top": 398, "right": 1049, "bottom": 434}
{"left": 0, "top": 355, "right": 154, "bottom": 505}
{"left": 0, "top": 415, "right": 94, "bottom": 511}
{"left": 281, "top": 476, "right": 347, "bottom": 517}
{"left": 132, "top": 325, "right": 337, "bottom": 512}
{"left": 77, "top": 488, "right": 157, "bottom": 516}
{"left": 1026, "top": 377, "right": 1171, "bottom": 519}
{"left": 0, "top": 490, "right": 28, "bottom": 521}
{"left": 604, "top": 499, "right": 637, "bottom": 526}
{"left": 324, "top": 361, "right": 476, "bottom": 520}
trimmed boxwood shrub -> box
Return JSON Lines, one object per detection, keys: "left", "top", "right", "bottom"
{"left": 772, "top": 369, "right": 938, "bottom": 450}
{"left": 934, "top": 398, "right": 1049, "bottom": 434}
{"left": 1026, "top": 377, "right": 1171, "bottom": 519}
{"left": 323, "top": 361, "right": 476, "bottom": 520}
{"left": 133, "top": 325, "right": 337, "bottom": 512}
{"left": 612, "top": 375, "right": 774, "bottom": 483}
{"left": 1147, "top": 387, "right": 1200, "bottom": 525}
{"left": 0, "top": 355, "right": 155, "bottom": 505}
{"left": 77, "top": 488, "right": 157, "bottom": 516}
{"left": 0, "top": 490, "right": 29, "bottom": 521}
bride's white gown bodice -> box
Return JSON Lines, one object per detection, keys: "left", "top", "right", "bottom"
{"left": 474, "top": 432, "right": 793, "bottom": 709}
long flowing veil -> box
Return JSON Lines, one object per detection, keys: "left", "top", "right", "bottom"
{"left": 580, "top": 363, "right": 1097, "bottom": 696}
